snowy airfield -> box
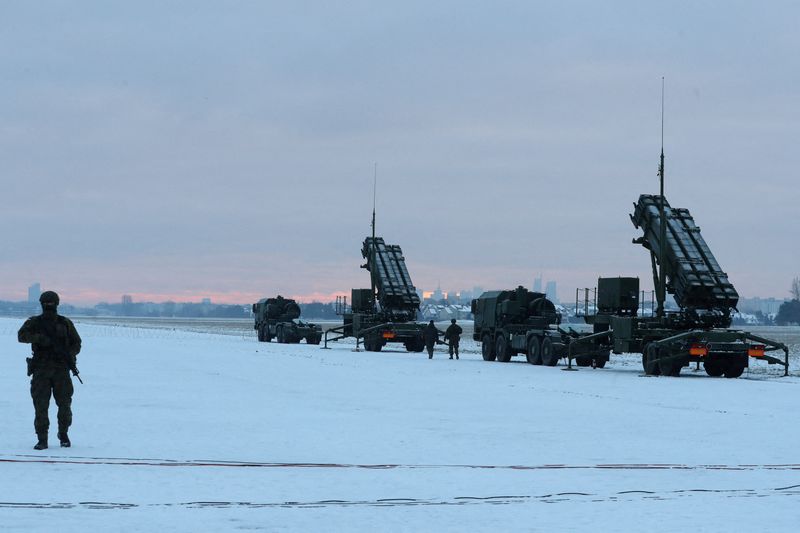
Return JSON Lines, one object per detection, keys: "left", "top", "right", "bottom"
{"left": 2, "top": 317, "right": 800, "bottom": 532}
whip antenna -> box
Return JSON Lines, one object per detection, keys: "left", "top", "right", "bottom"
{"left": 657, "top": 77, "right": 667, "bottom": 318}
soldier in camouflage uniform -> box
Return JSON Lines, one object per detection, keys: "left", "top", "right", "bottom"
{"left": 444, "top": 319, "right": 462, "bottom": 360}
{"left": 18, "top": 291, "right": 82, "bottom": 450}
{"left": 423, "top": 320, "right": 439, "bottom": 359}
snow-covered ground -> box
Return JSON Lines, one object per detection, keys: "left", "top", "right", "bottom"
{"left": 2, "top": 316, "right": 799, "bottom": 532}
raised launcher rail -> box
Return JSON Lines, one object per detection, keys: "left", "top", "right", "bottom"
{"left": 631, "top": 194, "right": 738, "bottom": 325}
{"left": 323, "top": 236, "right": 427, "bottom": 352}
{"left": 361, "top": 236, "right": 421, "bottom": 322}
{"left": 568, "top": 193, "right": 789, "bottom": 378}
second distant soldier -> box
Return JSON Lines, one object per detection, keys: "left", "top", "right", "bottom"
{"left": 18, "top": 291, "right": 82, "bottom": 450}
{"left": 445, "top": 318, "right": 462, "bottom": 360}
{"left": 423, "top": 320, "right": 439, "bottom": 359}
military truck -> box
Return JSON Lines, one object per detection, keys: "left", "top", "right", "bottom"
{"left": 253, "top": 296, "right": 322, "bottom": 345}
{"left": 571, "top": 194, "right": 789, "bottom": 377}
{"left": 324, "top": 236, "right": 427, "bottom": 352}
{"left": 472, "top": 286, "right": 596, "bottom": 366}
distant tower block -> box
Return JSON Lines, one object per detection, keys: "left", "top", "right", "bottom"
{"left": 533, "top": 275, "right": 542, "bottom": 293}
{"left": 121, "top": 294, "right": 133, "bottom": 305}
{"left": 28, "top": 283, "right": 41, "bottom": 304}
{"left": 545, "top": 281, "right": 558, "bottom": 303}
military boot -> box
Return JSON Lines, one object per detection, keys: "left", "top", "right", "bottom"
{"left": 34, "top": 435, "right": 48, "bottom": 450}
{"left": 58, "top": 432, "right": 71, "bottom": 448}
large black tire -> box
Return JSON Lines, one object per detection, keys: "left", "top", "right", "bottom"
{"left": 540, "top": 337, "right": 557, "bottom": 366}
{"left": 704, "top": 358, "right": 724, "bottom": 377}
{"left": 496, "top": 335, "right": 511, "bottom": 363}
{"left": 576, "top": 357, "right": 592, "bottom": 367}
{"left": 276, "top": 326, "right": 285, "bottom": 344}
{"left": 405, "top": 337, "right": 425, "bottom": 353}
{"left": 307, "top": 335, "right": 321, "bottom": 345}
{"left": 723, "top": 357, "right": 746, "bottom": 378}
{"left": 526, "top": 336, "right": 542, "bottom": 365}
{"left": 365, "top": 335, "right": 384, "bottom": 352}
{"left": 643, "top": 344, "right": 661, "bottom": 376}
{"left": 481, "top": 334, "right": 496, "bottom": 361}
{"left": 257, "top": 325, "right": 265, "bottom": 342}
{"left": 658, "top": 353, "right": 682, "bottom": 377}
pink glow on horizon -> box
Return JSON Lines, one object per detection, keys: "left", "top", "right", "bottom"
{"left": 31, "top": 289, "right": 352, "bottom": 307}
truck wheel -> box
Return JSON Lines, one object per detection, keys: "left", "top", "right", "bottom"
{"left": 526, "top": 337, "right": 542, "bottom": 365}
{"left": 307, "top": 335, "right": 321, "bottom": 345}
{"left": 495, "top": 335, "right": 511, "bottom": 362}
{"left": 276, "top": 326, "right": 285, "bottom": 344}
{"left": 658, "top": 352, "right": 682, "bottom": 377}
{"left": 723, "top": 357, "right": 746, "bottom": 378}
{"left": 643, "top": 344, "right": 661, "bottom": 376}
{"left": 481, "top": 334, "right": 496, "bottom": 361}
{"left": 257, "top": 326, "right": 265, "bottom": 342}
{"left": 704, "top": 358, "right": 724, "bottom": 377}
{"left": 540, "top": 337, "right": 557, "bottom": 366}
{"left": 405, "top": 338, "right": 424, "bottom": 352}
{"left": 593, "top": 350, "right": 609, "bottom": 369}
{"left": 576, "top": 357, "right": 592, "bottom": 367}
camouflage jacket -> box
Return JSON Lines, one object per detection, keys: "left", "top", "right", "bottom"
{"left": 18, "top": 313, "right": 82, "bottom": 368}
{"left": 444, "top": 323, "right": 463, "bottom": 342}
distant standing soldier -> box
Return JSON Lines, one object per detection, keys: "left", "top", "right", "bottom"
{"left": 445, "top": 318, "right": 462, "bottom": 360}
{"left": 18, "top": 291, "right": 82, "bottom": 450}
{"left": 423, "top": 320, "right": 439, "bottom": 359}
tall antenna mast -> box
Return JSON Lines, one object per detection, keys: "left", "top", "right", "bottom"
{"left": 656, "top": 77, "right": 667, "bottom": 318}
{"left": 370, "top": 163, "right": 377, "bottom": 312}
{"left": 371, "top": 162, "right": 377, "bottom": 240}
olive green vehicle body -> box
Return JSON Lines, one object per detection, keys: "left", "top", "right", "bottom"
{"left": 325, "top": 237, "right": 427, "bottom": 352}
{"left": 472, "top": 286, "right": 605, "bottom": 367}
{"left": 253, "top": 296, "right": 322, "bottom": 345}
{"left": 571, "top": 195, "right": 789, "bottom": 378}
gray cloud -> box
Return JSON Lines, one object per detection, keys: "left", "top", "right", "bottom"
{"left": 1, "top": 1, "right": 798, "bottom": 304}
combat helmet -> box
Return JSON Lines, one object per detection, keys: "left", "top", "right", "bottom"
{"left": 39, "top": 291, "right": 60, "bottom": 306}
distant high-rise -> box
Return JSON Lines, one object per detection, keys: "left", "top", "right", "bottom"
{"left": 432, "top": 284, "right": 444, "bottom": 302}
{"left": 28, "top": 283, "right": 41, "bottom": 304}
{"left": 121, "top": 294, "right": 133, "bottom": 305}
{"left": 545, "top": 281, "right": 558, "bottom": 303}
{"left": 533, "top": 275, "right": 542, "bottom": 293}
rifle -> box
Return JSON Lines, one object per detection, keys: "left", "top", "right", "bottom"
{"left": 38, "top": 317, "right": 84, "bottom": 384}
{"left": 64, "top": 351, "right": 83, "bottom": 384}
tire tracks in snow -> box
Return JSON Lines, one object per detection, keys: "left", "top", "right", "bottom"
{"left": 3, "top": 454, "right": 800, "bottom": 473}
{"left": 1, "top": 485, "right": 799, "bottom": 510}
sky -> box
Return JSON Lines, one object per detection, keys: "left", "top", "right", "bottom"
{"left": 1, "top": 1, "right": 798, "bottom": 306}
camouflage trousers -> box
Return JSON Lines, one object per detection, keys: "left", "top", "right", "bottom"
{"left": 448, "top": 339, "right": 460, "bottom": 357}
{"left": 30, "top": 366, "right": 73, "bottom": 436}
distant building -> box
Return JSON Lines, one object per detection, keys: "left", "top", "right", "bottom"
{"left": 121, "top": 294, "right": 133, "bottom": 305}
{"left": 201, "top": 298, "right": 211, "bottom": 305}
{"left": 545, "top": 281, "right": 558, "bottom": 303}
{"left": 432, "top": 285, "right": 444, "bottom": 302}
{"left": 28, "top": 283, "right": 41, "bottom": 304}
{"left": 533, "top": 275, "right": 542, "bottom": 293}
{"left": 738, "top": 296, "right": 786, "bottom": 316}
